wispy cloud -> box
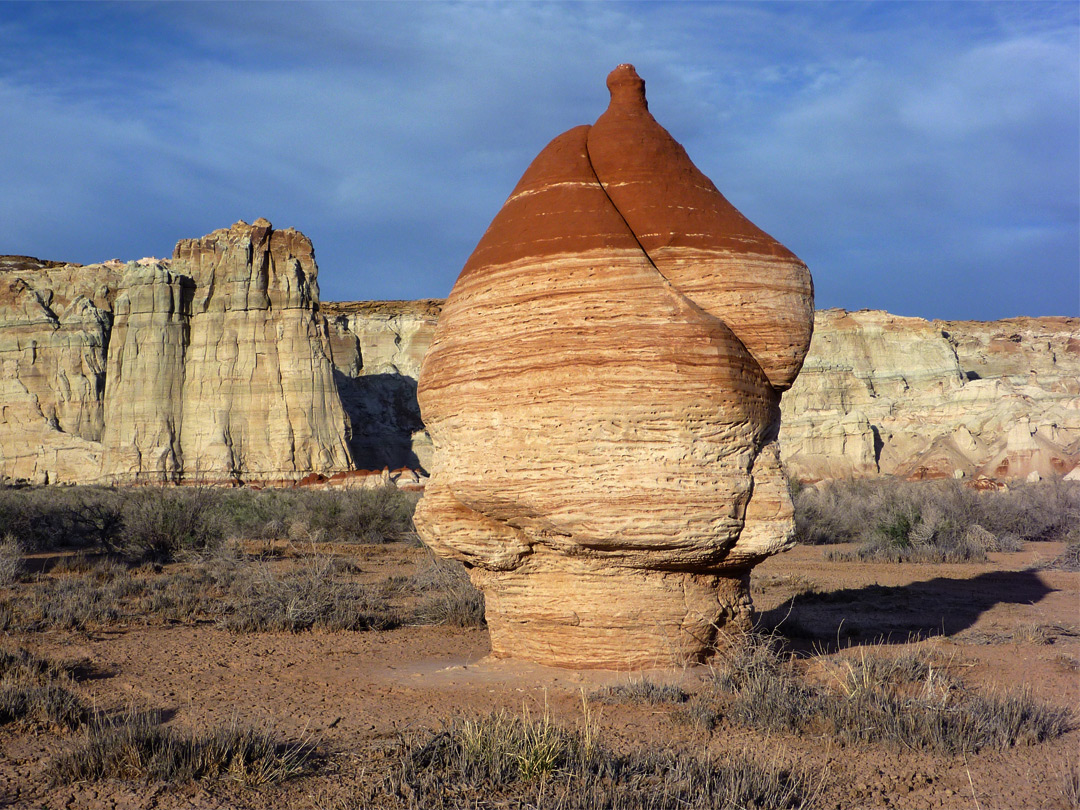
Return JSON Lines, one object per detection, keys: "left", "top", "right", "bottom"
{"left": 0, "top": 1, "right": 1075, "bottom": 318}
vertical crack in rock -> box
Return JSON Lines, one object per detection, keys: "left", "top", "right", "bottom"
{"left": 415, "top": 65, "right": 815, "bottom": 669}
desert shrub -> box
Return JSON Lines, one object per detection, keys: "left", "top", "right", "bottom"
{"left": 796, "top": 477, "right": 1077, "bottom": 561}
{"left": 1043, "top": 542, "right": 1080, "bottom": 572}
{"left": 121, "top": 488, "right": 224, "bottom": 562}
{"left": 381, "top": 709, "right": 817, "bottom": 809}
{"left": 219, "top": 556, "right": 399, "bottom": 632}
{"left": 10, "top": 570, "right": 133, "bottom": 631}
{"left": 407, "top": 555, "right": 485, "bottom": 627}
{"left": 0, "top": 484, "right": 420, "bottom": 560}
{"left": 0, "top": 533, "right": 24, "bottom": 585}
{"left": 0, "top": 549, "right": 404, "bottom": 634}
{"left": 0, "top": 486, "right": 126, "bottom": 552}
{"left": 51, "top": 710, "right": 314, "bottom": 785}
{"left": 0, "top": 647, "right": 87, "bottom": 729}
{"left": 694, "top": 634, "right": 1071, "bottom": 753}
{"left": 976, "top": 478, "right": 1080, "bottom": 544}
{"left": 590, "top": 678, "right": 688, "bottom": 706}
{"left": 216, "top": 485, "right": 419, "bottom": 543}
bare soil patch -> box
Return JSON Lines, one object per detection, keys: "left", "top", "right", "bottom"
{"left": 1, "top": 539, "right": 1076, "bottom": 809}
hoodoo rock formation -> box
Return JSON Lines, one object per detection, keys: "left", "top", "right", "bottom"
{"left": 413, "top": 65, "right": 814, "bottom": 668}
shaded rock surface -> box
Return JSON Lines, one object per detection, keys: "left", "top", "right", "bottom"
{"left": 414, "top": 65, "right": 814, "bottom": 668}
{"left": 323, "top": 299, "right": 440, "bottom": 472}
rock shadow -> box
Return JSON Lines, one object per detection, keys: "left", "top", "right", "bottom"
{"left": 758, "top": 569, "right": 1054, "bottom": 652}
{"left": 333, "top": 369, "right": 425, "bottom": 471}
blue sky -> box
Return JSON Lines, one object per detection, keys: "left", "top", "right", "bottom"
{"left": 1, "top": 1, "right": 1076, "bottom": 320}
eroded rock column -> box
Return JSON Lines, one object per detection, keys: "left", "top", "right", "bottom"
{"left": 414, "top": 65, "right": 814, "bottom": 669}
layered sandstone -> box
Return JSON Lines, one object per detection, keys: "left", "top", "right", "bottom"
{"left": 0, "top": 258, "right": 121, "bottom": 482}
{"left": 414, "top": 65, "right": 814, "bottom": 669}
{"left": 323, "top": 300, "right": 441, "bottom": 471}
{"left": 779, "top": 310, "right": 1080, "bottom": 482}
{"left": 168, "top": 220, "right": 352, "bottom": 482}
{"left": 1, "top": 221, "right": 353, "bottom": 484}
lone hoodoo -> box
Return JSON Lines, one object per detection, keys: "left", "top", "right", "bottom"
{"left": 414, "top": 65, "right": 814, "bottom": 669}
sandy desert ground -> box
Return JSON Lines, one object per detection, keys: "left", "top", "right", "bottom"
{"left": 0, "top": 537, "right": 1076, "bottom": 810}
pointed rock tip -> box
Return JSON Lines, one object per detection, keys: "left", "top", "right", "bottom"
{"left": 252, "top": 217, "right": 272, "bottom": 228}
{"left": 606, "top": 64, "right": 647, "bottom": 109}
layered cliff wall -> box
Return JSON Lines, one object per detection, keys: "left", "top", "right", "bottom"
{"left": 778, "top": 309, "right": 1080, "bottom": 482}
{"left": 322, "top": 300, "right": 440, "bottom": 471}
{"left": 3, "top": 240, "right": 1076, "bottom": 486}
{"left": 0, "top": 221, "right": 352, "bottom": 484}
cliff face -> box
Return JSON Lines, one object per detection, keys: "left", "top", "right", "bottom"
{"left": 169, "top": 220, "right": 352, "bottom": 482}
{"left": 322, "top": 299, "right": 441, "bottom": 472}
{"left": 0, "top": 221, "right": 353, "bottom": 484}
{"left": 2, "top": 243, "right": 1075, "bottom": 487}
{"left": 778, "top": 309, "right": 1080, "bottom": 482}
{"left": 0, "top": 258, "right": 120, "bottom": 482}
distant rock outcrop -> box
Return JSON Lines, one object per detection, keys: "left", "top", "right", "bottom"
{"left": 323, "top": 299, "right": 440, "bottom": 472}
{"left": 413, "top": 65, "right": 814, "bottom": 669}
{"left": 0, "top": 258, "right": 120, "bottom": 482}
{"left": 2, "top": 241, "right": 1075, "bottom": 494}
{"left": 1, "top": 220, "right": 352, "bottom": 484}
{"left": 778, "top": 310, "right": 1080, "bottom": 482}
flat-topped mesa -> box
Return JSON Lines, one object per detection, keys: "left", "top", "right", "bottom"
{"left": 101, "top": 219, "right": 353, "bottom": 483}
{"left": 414, "top": 65, "right": 814, "bottom": 669}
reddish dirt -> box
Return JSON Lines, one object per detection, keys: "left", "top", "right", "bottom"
{"left": 1, "top": 541, "right": 1077, "bottom": 809}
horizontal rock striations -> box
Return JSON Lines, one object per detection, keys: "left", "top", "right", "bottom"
{"left": 779, "top": 310, "right": 1080, "bottom": 482}
{"left": 414, "top": 65, "right": 814, "bottom": 669}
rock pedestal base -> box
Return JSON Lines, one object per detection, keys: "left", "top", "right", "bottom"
{"left": 473, "top": 556, "right": 753, "bottom": 669}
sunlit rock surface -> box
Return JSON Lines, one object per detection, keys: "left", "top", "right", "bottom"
{"left": 1, "top": 221, "right": 353, "bottom": 484}
{"left": 414, "top": 65, "right": 814, "bottom": 669}
{"left": 779, "top": 310, "right": 1080, "bottom": 482}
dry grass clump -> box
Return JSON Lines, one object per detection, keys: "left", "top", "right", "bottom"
{"left": 0, "top": 551, "right": 397, "bottom": 634}
{"left": 403, "top": 554, "right": 485, "bottom": 627}
{"left": 590, "top": 678, "right": 689, "bottom": 706}
{"left": 1042, "top": 542, "right": 1080, "bottom": 572}
{"left": 379, "top": 707, "right": 817, "bottom": 809}
{"left": 0, "top": 647, "right": 88, "bottom": 729}
{"left": 50, "top": 709, "right": 314, "bottom": 786}
{"left": 219, "top": 556, "right": 400, "bottom": 632}
{"left": 687, "top": 634, "right": 1072, "bottom": 753}
{"left": 0, "top": 533, "right": 23, "bottom": 585}
{"left": 795, "top": 477, "right": 1078, "bottom": 562}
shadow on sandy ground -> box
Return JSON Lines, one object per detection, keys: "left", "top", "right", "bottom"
{"left": 759, "top": 569, "right": 1054, "bottom": 651}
